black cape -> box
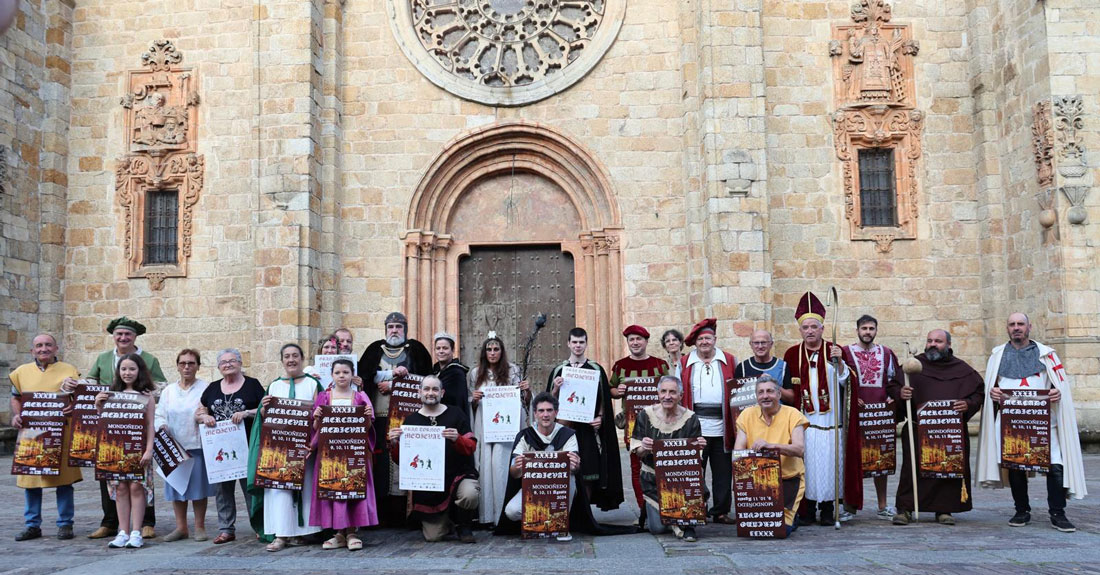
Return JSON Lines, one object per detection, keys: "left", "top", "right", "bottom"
{"left": 546, "top": 360, "right": 624, "bottom": 512}
{"left": 494, "top": 426, "right": 635, "bottom": 536}
{"left": 434, "top": 359, "right": 471, "bottom": 420}
{"left": 357, "top": 338, "right": 432, "bottom": 396}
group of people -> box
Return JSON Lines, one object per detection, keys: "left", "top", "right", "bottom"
{"left": 8, "top": 296, "right": 1087, "bottom": 550}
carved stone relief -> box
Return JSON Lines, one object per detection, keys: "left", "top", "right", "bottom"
{"left": 1053, "top": 95, "right": 1087, "bottom": 179}
{"left": 389, "top": 0, "right": 625, "bottom": 106}
{"left": 1032, "top": 100, "right": 1055, "bottom": 188}
{"left": 116, "top": 40, "right": 204, "bottom": 289}
{"left": 1061, "top": 185, "right": 1089, "bottom": 225}
{"left": 829, "top": 0, "right": 919, "bottom": 109}
{"left": 1035, "top": 187, "right": 1058, "bottom": 241}
{"left": 830, "top": 0, "right": 923, "bottom": 251}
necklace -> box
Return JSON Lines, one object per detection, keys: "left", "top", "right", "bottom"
{"left": 222, "top": 378, "right": 244, "bottom": 407}
{"left": 429, "top": 415, "right": 438, "bottom": 426}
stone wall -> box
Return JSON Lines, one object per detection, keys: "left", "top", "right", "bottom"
{"left": 1042, "top": 0, "right": 1100, "bottom": 432}
{"left": 62, "top": 0, "right": 257, "bottom": 383}
{"left": 0, "top": 0, "right": 72, "bottom": 399}
{"left": 1, "top": 0, "right": 1098, "bottom": 430}
{"left": 764, "top": 1, "right": 987, "bottom": 364}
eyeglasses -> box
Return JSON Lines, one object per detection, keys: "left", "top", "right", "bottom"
{"left": 177, "top": 361, "right": 198, "bottom": 366}
{"left": 218, "top": 360, "right": 240, "bottom": 366}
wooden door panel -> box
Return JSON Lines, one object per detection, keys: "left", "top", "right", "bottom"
{"left": 459, "top": 246, "right": 575, "bottom": 387}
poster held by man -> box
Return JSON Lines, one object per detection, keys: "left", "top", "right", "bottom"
{"left": 12, "top": 392, "right": 68, "bottom": 476}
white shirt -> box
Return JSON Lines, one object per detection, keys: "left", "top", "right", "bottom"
{"left": 687, "top": 348, "right": 730, "bottom": 437}
{"left": 154, "top": 378, "right": 209, "bottom": 450}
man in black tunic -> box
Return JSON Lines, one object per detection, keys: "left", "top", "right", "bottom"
{"left": 546, "top": 327, "right": 624, "bottom": 512}
{"left": 357, "top": 311, "right": 432, "bottom": 525}
{"left": 388, "top": 375, "right": 479, "bottom": 543}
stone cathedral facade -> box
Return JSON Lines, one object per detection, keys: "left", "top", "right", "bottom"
{"left": 0, "top": 0, "right": 1098, "bottom": 432}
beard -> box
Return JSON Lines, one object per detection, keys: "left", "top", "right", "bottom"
{"left": 386, "top": 334, "right": 406, "bottom": 347}
{"left": 924, "top": 346, "right": 954, "bottom": 362}
{"left": 859, "top": 333, "right": 875, "bottom": 345}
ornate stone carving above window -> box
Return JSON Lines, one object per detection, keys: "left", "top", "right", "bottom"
{"left": 828, "top": 0, "right": 918, "bottom": 109}
{"left": 832, "top": 107, "right": 923, "bottom": 244}
{"left": 116, "top": 40, "right": 203, "bottom": 290}
{"left": 829, "top": 0, "right": 923, "bottom": 252}
{"left": 389, "top": 0, "right": 625, "bottom": 106}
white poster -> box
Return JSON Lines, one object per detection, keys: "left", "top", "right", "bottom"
{"left": 398, "top": 425, "right": 445, "bottom": 492}
{"left": 199, "top": 420, "right": 249, "bottom": 483}
{"left": 481, "top": 386, "right": 522, "bottom": 443}
{"left": 311, "top": 354, "right": 358, "bottom": 389}
{"left": 558, "top": 366, "right": 599, "bottom": 424}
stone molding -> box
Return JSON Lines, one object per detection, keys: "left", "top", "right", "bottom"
{"left": 388, "top": 0, "right": 625, "bottom": 106}
{"left": 403, "top": 121, "right": 624, "bottom": 365}
{"left": 115, "top": 40, "right": 203, "bottom": 290}
{"left": 830, "top": 0, "right": 923, "bottom": 251}
{"left": 832, "top": 106, "right": 923, "bottom": 245}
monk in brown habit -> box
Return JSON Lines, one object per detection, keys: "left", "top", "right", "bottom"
{"left": 887, "top": 329, "right": 984, "bottom": 525}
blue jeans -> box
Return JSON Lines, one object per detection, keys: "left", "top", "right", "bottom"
{"left": 24, "top": 485, "right": 75, "bottom": 528}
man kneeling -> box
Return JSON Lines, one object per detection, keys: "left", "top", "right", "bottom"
{"left": 500, "top": 393, "right": 580, "bottom": 538}
{"left": 734, "top": 374, "right": 809, "bottom": 535}
{"left": 630, "top": 375, "right": 707, "bottom": 542}
{"left": 496, "top": 393, "right": 638, "bottom": 538}
{"left": 388, "top": 375, "right": 480, "bottom": 543}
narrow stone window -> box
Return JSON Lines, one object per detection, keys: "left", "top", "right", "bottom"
{"left": 858, "top": 148, "right": 897, "bottom": 227}
{"left": 143, "top": 189, "right": 178, "bottom": 265}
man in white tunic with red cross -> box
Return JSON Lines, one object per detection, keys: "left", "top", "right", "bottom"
{"left": 977, "top": 312, "right": 1086, "bottom": 533}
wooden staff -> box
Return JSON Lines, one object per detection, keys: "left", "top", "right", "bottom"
{"left": 520, "top": 313, "right": 547, "bottom": 381}
{"left": 826, "top": 287, "right": 842, "bottom": 529}
{"left": 902, "top": 347, "right": 923, "bottom": 522}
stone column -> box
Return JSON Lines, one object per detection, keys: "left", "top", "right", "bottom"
{"left": 681, "top": 0, "right": 770, "bottom": 350}
{"left": 252, "top": 0, "right": 326, "bottom": 376}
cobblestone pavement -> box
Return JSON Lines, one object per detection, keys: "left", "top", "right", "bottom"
{"left": 2, "top": 451, "right": 1097, "bottom": 574}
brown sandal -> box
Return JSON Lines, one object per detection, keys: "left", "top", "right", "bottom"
{"left": 266, "top": 537, "right": 287, "bottom": 552}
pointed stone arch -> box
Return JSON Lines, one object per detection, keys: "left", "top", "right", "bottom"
{"left": 403, "top": 121, "right": 624, "bottom": 365}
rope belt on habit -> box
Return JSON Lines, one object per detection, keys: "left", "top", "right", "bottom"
{"left": 694, "top": 404, "right": 722, "bottom": 418}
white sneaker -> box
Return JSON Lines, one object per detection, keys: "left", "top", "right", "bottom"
{"left": 126, "top": 530, "right": 144, "bottom": 548}
{"left": 108, "top": 531, "right": 129, "bottom": 548}
{"left": 838, "top": 509, "right": 856, "bottom": 522}
{"left": 877, "top": 506, "right": 897, "bottom": 521}
{"left": 555, "top": 533, "right": 573, "bottom": 542}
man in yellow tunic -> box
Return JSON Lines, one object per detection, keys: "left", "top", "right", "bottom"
{"left": 734, "top": 374, "right": 810, "bottom": 534}
{"left": 9, "top": 334, "right": 83, "bottom": 541}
